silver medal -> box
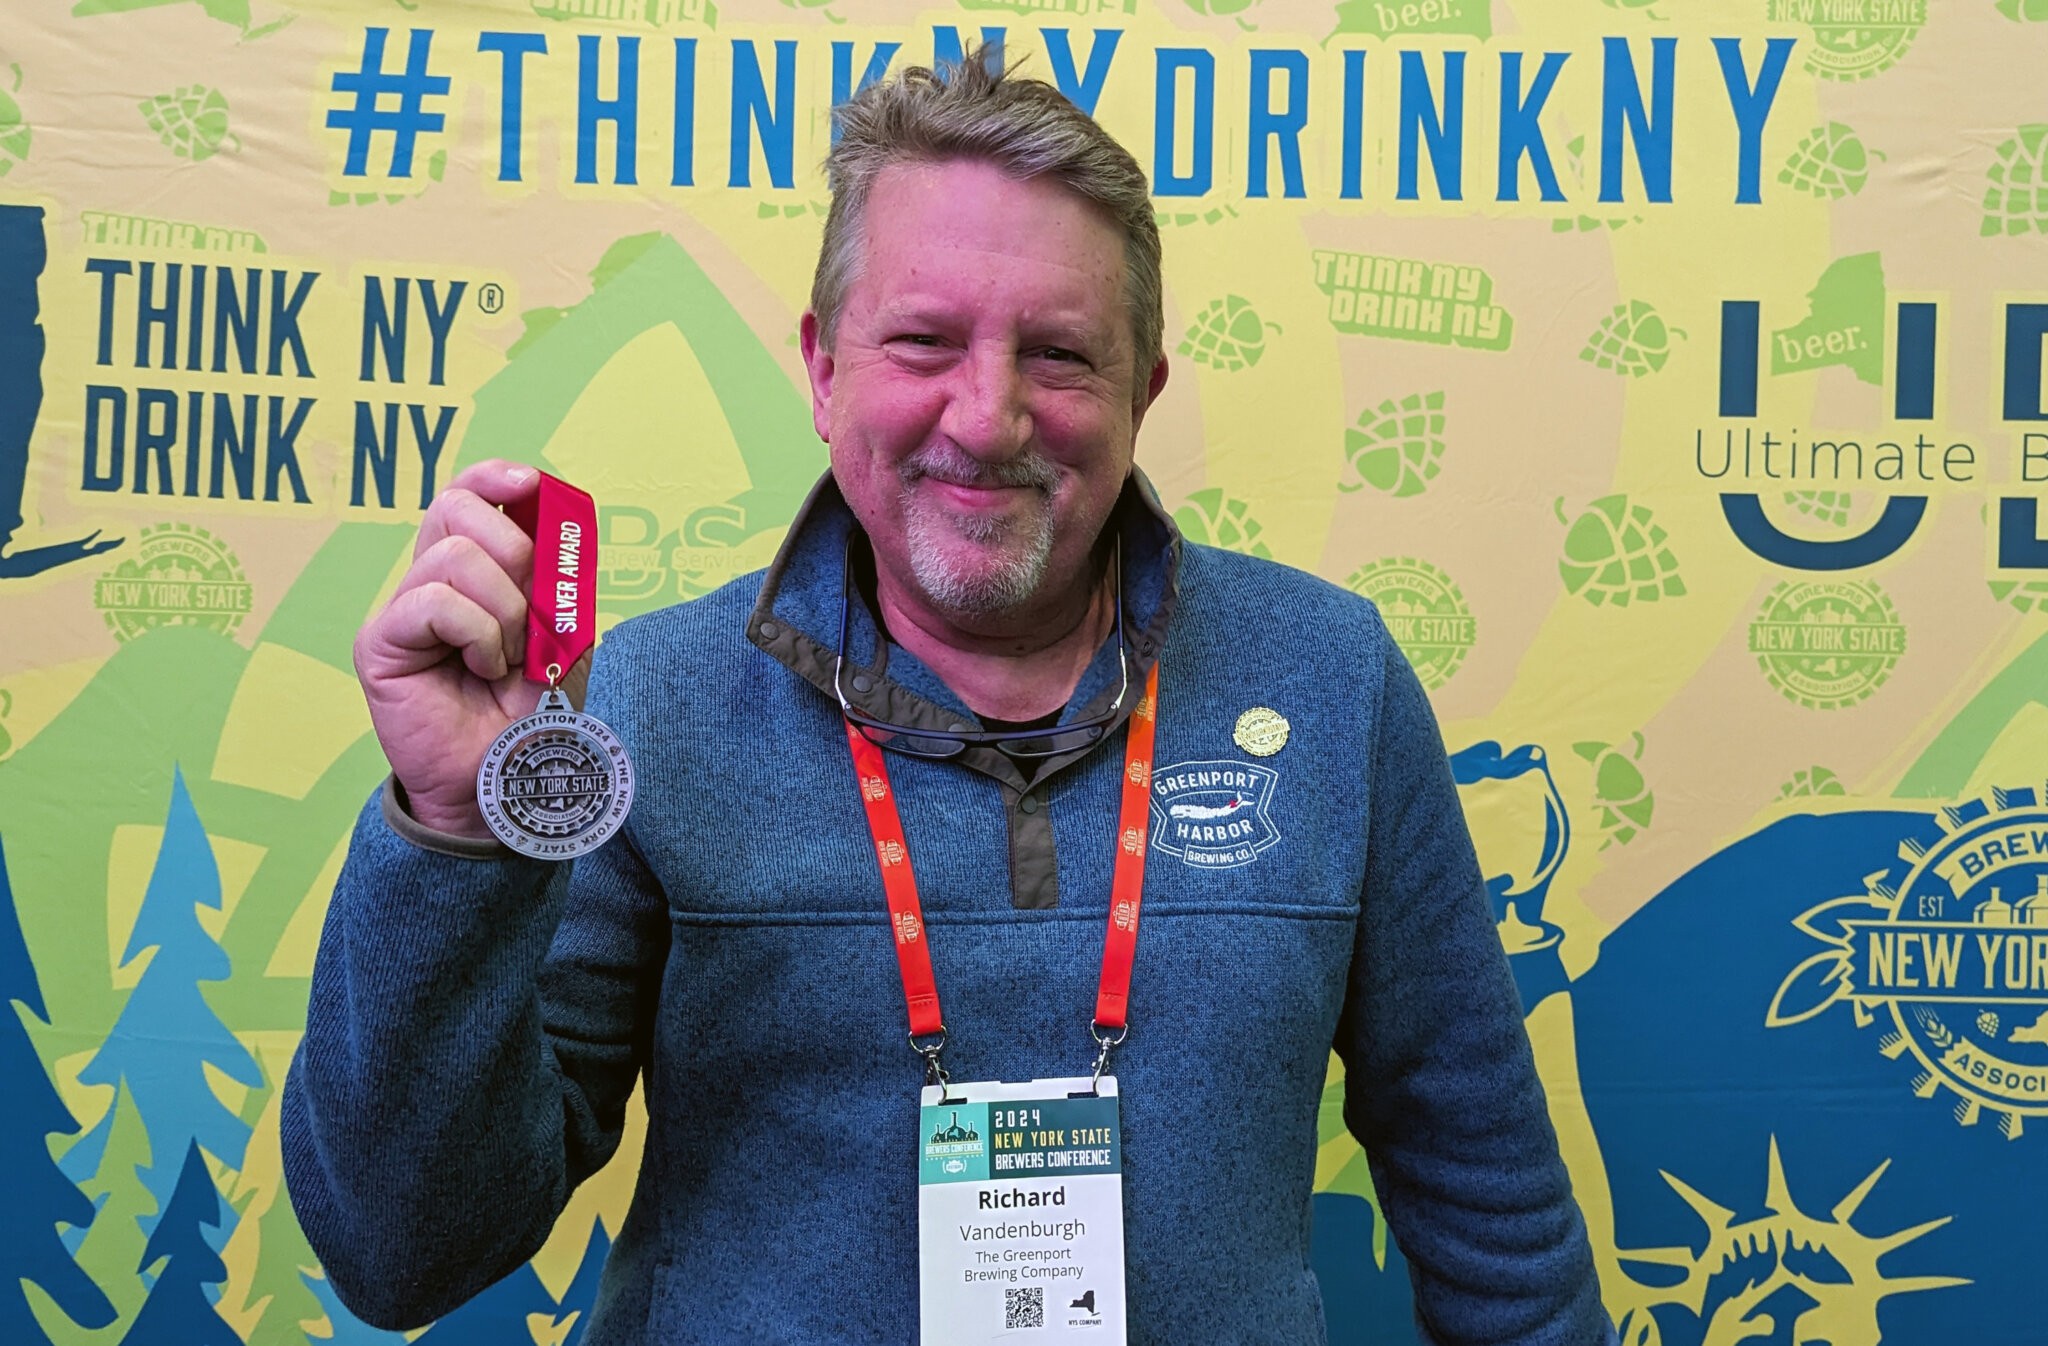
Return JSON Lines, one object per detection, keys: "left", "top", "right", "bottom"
{"left": 477, "top": 688, "right": 635, "bottom": 859}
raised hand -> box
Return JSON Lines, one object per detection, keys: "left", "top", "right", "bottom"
{"left": 353, "top": 460, "right": 567, "bottom": 838}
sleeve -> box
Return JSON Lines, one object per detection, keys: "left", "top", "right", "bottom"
{"left": 280, "top": 661, "right": 670, "bottom": 1330}
{"left": 1333, "top": 636, "right": 1613, "bottom": 1346}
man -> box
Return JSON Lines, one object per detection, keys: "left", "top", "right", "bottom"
{"left": 283, "top": 52, "right": 1613, "bottom": 1345}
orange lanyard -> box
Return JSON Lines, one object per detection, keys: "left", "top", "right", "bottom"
{"left": 845, "top": 665, "right": 1160, "bottom": 1072}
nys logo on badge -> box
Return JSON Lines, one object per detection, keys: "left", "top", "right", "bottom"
{"left": 1149, "top": 759, "right": 1280, "bottom": 869}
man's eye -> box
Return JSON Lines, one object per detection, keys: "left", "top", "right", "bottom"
{"left": 892, "top": 334, "right": 942, "bottom": 348}
{"left": 1036, "top": 347, "right": 1085, "bottom": 364}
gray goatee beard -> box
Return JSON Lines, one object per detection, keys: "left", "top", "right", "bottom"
{"left": 899, "top": 444, "right": 1059, "bottom": 617}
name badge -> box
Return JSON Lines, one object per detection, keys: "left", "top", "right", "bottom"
{"left": 918, "top": 1077, "right": 1127, "bottom": 1344}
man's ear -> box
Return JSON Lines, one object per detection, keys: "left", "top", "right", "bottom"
{"left": 800, "top": 311, "right": 834, "bottom": 444}
{"left": 1131, "top": 354, "right": 1170, "bottom": 436}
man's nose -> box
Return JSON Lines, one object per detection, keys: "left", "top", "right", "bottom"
{"left": 938, "top": 345, "right": 1032, "bottom": 459}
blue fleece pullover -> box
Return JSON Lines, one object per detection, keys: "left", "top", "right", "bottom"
{"left": 282, "top": 472, "right": 1611, "bottom": 1344}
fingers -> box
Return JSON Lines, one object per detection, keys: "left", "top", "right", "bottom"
{"left": 415, "top": 460, "right": 541, "bottom": 579}
{"left": 395, "top": 534, "right": 529, "bottom": 671}
{"left": 372, "top": 582, "right": 515, "bottom": 682}
{"left": 447, "top": 458, "right": 543, "bottom": 509}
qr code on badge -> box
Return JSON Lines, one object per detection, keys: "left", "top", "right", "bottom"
{"left": 1004, "top": 1286, "right": 1044, "bottom": 1329}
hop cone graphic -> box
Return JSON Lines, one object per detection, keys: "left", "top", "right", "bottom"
{"left": 1552, "top": 134, "right": 1644, "bottom": 231}
{"left": 1997, "top": 0, "right": 2048, "bottom": 19}
{"left": 1779, "top": 123, "right": 1881, "bottom": 199}
{"left": 1557, "top": 495, "right": 1686, "bottom": 607}
{"left": 0, "top": 69, "right": 27, "bottom": 177}
{"left": 140, "top": 85, "right": 235, "bottom": 162}
{"left": 1979, "top": 1011, "right": 2003, "bottom": 1037}
{"left": 1982, "top": 126, "right": 2048, "bottom": 236}
{"left": 1989, "top": 577, "right": 2048, "bottom": 614}
{"left": 1343, "top": 392, "right": 1446, "bottom": 497}
{"left": 1551, "top": 214, "right": 1639, "bottom": 233}
{"left": 1154, "top": 203, "right": 1241, "bottom": 229}
{"left": 1173, "top": 488, "right": 1272, "bottom": 558}
{"left": 1179, "top": 296, "right": 1278, "bottom": 372}
{"left": 1573, "top": 735, "right": 1654, "bottom": 849}
{"left": 1784, "top": 490, "right": 1855, "bottom": 529}
{"left": 331, "top": 148, "right": 447, "bottom": 206}
{"left": 1776, "top": 766, "right": 1848, "bottom": 799}
{"left": 1580, "top": 301, "right": 1684, "bottom": 377}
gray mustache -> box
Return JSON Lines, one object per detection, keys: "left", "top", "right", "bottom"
{"left": 899, "top": 445, "right": 1058, "bottom": 492}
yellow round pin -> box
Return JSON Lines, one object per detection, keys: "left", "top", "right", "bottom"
{"left": 1234, "top": 707, "right": 1290, "bottom": 757}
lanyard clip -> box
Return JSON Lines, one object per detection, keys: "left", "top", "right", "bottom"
{"left": 910, "top": 1027, "right": 951, "bottom": 1092}
{"left": 1088, "top": 1021, "right": 1129, "bottom": 1092}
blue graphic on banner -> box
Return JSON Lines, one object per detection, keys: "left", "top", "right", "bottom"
{"left": 559, "top": 1217, "right": 612, "bottom": 1346}
{"left": 0, "top": 203, "right": 121, "bottom": 577}
{"left": 118, "top": 1141, "right": 238, "bottom": 1346}
{"left": 303, "top": 1270, "right": 408, "bottom": 1346}
{"left": 1307, "top": 738, "right": 1580, "bottom": 1336}
{"left": 410, "top": 1262, "right": 558, "bottom": 1346}
{"left": 1575, "top": 808, "right": 2000, "bottom": 1343}
{"left": 64, "top": 767, "right": 261, "bottom": 1250}
{"left": 1450, "top": 740, "right": 1573, "bottom": 1010}
{"left": 0, "top": 832, "right": 118, "bottom": 1342}
{"left": 1312, "top": 1192, "right": 1419, "bottom": 1343}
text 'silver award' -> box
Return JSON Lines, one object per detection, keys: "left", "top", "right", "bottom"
{"left": 476, "top": 472, "right": 635, "bottom": 859}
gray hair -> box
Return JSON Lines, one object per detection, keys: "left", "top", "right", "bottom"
{"left": 810, "top": 47, "right": 1164, "bottom": 374}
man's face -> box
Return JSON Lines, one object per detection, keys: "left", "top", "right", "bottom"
{"left": 802, "top": 158, "right": 1168, "bottom": 619}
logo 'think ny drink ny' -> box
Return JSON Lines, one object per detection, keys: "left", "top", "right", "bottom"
{"left": 1706, "top": 254, "right": 2048, "bottom": 578}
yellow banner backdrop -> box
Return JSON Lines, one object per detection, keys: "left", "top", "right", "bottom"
{"left": 2, "top": 0, "right": 2045, "bottom": 1341}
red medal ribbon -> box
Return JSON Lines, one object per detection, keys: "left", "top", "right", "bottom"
{"left": 847, "top": 663, "right": 1160, "bottom": 1046}
{"left": 506, "top": 472, "right": 598, "bottom": 685}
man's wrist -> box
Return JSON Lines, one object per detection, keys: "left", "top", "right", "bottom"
{"left": 382, "top": 778, "right": 512, "bottom": 859}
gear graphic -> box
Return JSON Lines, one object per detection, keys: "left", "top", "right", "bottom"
{"left": 1749, "top": 579, "right": 1903, "bottom": 711}
{"left": 1344, "top": 556, "right": 1475, "bottom": 691}
{"left": 1767, "top": 786, "right": 2048, "bottom": 1140}
{"left": 93, "top": 523, "right": 251, "bottom": 643}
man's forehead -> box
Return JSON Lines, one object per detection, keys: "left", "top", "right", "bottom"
{"left": 863, "top": 161, "right": 1119, "bottom": 258}
{"left": 866, "top": 286, "right": 1115, "bottom": 334}
{"left": 850, "top": 161, "right": 1126, "bottom": 320}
